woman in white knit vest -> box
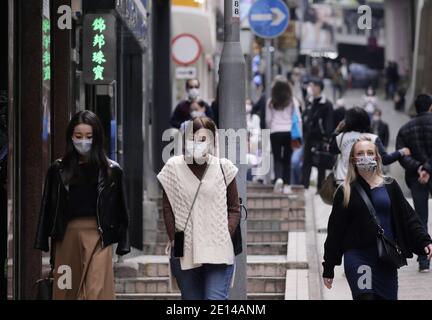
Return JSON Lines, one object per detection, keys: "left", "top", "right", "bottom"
{"left": 157, "top": 117, "right": 241, "bottom": 300}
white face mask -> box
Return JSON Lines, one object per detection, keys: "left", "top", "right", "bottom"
{"left": 190, "top": 110, "right": 205, "bottom": 118}
{"left": 372, "top": 115, "right": 380, "bottom": 122}
{"left": 307, "top": 86, "right": 313, "bottom": 97}
{"left": 355, "top": 155, "right": 377, "bottom": 173}
{"left": 185, "top": 140, "right": 208, "bottom": 162}
{"left": 72, "top": 137, "right": 93, "bottom": 156}
{"left": 188, "top": 88, "right": 200, "bottom": 101}
{"left": 246, "top": 103, "right": 253, "bottom": 113}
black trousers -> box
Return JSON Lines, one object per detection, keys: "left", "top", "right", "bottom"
{"left": 302, "top": 138, "right": 326, "bottom": 189}
{"left": 270, "top": 132, "right": 292, "bottom": 184}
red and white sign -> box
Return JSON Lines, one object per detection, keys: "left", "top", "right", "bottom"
{"left": 171, "top": 33, "right": 202, "bottom": 66}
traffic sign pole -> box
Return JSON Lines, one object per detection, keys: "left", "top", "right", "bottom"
{"left": 265, "top": 38, "right": 271, "bottom": 120}
{"left": 219, "top": 0, "right": 247, "bottom": 300}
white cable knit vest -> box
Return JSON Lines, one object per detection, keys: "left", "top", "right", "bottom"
{"left": 157, "top": 154, "right": 238, "bottom": 270}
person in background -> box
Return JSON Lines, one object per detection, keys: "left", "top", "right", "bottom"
{"left": 266, "top": 77, "right": 302, "bottom": 192}
{"left": 211, "top": 84, "right": 220, "bottom": 128}
{"left": 246, "top": 98, "right": 261, "bottom": 181}
{"left": 396, "top": 94, "right": 432, "bottom": 272}
{"left": 340, "top": 57, "right": 350, "bottom": 92}
{"left": 394, "top": 87, "right": 406, "bottom": 112}
{"left": 34, "top": 111, "right": 130, "bottom": 300}
{"left": 288, "top": 67, "right": 305, "bottom": 108}
{"left": 363, "top": 86, "right": 377, "bottom": 118}
{"left": 330, "top": 107, "right": 410, "bottom": 186}
{"left": 333, "top": 98, "right": 346, "bottom": 129}
{"left": 323, "top": 136, "right": 432, "bottom": 300}
{"left": 180, "top": 100, "right": 207, "bottom": 133}
{"left": 170, "top": 79, "right": 214, "bottom": 129}
{"left": 332, "top": 66, "right": 344, "bottom": 103}
{"left": 302, "top": 78, "right": 334, "bottom": 190}
{"left": 371, "top": 108, "right": 389, "bottom": 149}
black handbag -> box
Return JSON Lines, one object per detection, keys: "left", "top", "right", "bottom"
{"left": 311, "top": 142, "right": 336, "bottom": 170}
{"left": 220, "top": 163, "right": 246, "bottom": 256}
{"left": 353, "top": 182, "right": 408, "bottom": 269}
{"left": 34, "top": 242, "right": 54, "bottom": 300}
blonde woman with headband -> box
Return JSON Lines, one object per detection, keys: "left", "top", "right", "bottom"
{"left": 322, "top": 136, "right": 432, "bottom": 300}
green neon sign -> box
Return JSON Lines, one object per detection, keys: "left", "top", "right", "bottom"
{"left": 83, "top": 14, "right": 116, "bottom": 84}
{"left": 91, "top": 17, "right": 107, "bottom": 80}
{"left": 42, "top": 18, "right": 51, "bottom": 81}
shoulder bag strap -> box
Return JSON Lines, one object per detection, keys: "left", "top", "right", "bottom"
{"left": 353, "top": 181, "right": 384, "bottom": 234}
{"left": 182, "top": 163, "right": 210, "bottom": 232}
{"left": 220, "top": 162, "right": 247, "bottom": 220}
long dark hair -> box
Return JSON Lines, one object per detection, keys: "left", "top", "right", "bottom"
{"left": 62, "top": 110, "right": 110, "bottom": 183}
{"left": 343, "top": 107, "right": 371, "bottom": 133}
{"left": 271, "top": 80, "right": 293, "bottom": 110}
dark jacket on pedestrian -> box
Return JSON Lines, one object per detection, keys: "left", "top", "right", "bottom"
{"left": 252, "top": 93, "right": 267, "bottom": 130}
{"left": 303, "top": 95, "right": 334, "bottom": 141}
{"left": 371, "top": 119, "right": 390, "bottom": 148}
{"left": 170, "top": 100, "right": 214, "bottom": 129}
{"left": 34, "top": 159, "right": 130, "bottom": 256}
{"left": 396, "top": 112, "right": 432, "bottom": 184}
{"left": 322, "top": 176, "right": 432, "bottom": 278}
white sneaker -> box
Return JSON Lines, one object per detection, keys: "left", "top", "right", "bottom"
{"left": 273, "top": 178, "right": 284, "bottom": 193}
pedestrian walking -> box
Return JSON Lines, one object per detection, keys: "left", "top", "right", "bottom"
{"left": 302, "top": 78, "right": 334, "bottom": 190}
{"left": 170, "top": 79, "right": 214, "bottom": 129}
{"left": 246, "top": 98, "right": 261, "bottom": 181}
{"left": 396, "top": 94, "right": 432, "bottom": 272}
{"left": 371, "top": 108, "right": 390, "bottom": 149}
{"left": 330, "top": 107, "right": 410, "bottom": 185}
{"left": 363, "top": 86, "right": 377, "bottom": 118}
{"left": 34, "top": 110, "right": 130, "bottom": 300}
{"left": 265, "top": 77, "right": 302, "bottom": 192}
{"left": 157, "top": 116, "right": 240, "bottom": 300}
{"left": 180, "top": 99, "right": 207, "bottom": 132}
{"left": 323, "top": 136, "right": 432, "bottom": 300}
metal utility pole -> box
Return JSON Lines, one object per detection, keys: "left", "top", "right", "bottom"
{"left": 219, "top": 0, "right": 247, "bottom": 300}
{"left": 265, "top": 38, "right": 272, "bottom": 119}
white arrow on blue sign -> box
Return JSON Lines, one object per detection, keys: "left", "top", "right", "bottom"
{"left": 248, "top": 0, "right": 290, "bottom": 39}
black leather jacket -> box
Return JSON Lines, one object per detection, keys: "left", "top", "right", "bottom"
{"left": 34, "top": 158, "right": 130, "bottom": 256}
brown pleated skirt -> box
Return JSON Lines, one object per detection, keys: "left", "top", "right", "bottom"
{"left": 52, "top": 217, "right": 115, "bottom": 300}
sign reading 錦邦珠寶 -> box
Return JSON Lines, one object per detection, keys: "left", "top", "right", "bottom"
{"left": 83, "top": 14, "right": 116, "bottom": 84}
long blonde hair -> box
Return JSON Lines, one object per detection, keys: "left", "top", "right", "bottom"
{"left": 341, "top": 136, "right": 385, "bottom": 207}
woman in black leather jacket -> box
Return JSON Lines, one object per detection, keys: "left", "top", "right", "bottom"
{"left": 34, "top": 110, "right": 130, "bottom": 300}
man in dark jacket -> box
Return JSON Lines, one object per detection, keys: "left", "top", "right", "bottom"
{"left": 302, "top": 78, "right": 334, "bottom": 189}
{"left": 170, "top": 79, "right": 214, "bottom": 129}
{"left": 396, "top": 94, "right": 432, "bottom": 272}
{"left": 371, "top": 108, "right": 390, "bottom": 148}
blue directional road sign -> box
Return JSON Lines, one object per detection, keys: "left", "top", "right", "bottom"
{"left": 248, "top": 0, "right": 290, "bottom": 39}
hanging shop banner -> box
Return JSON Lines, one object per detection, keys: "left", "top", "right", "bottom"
{"left": 300, "top": 3, "right": 337, "bottom": 57}
{"left": 83, "top": 14, "right": 116, "bottom": 84}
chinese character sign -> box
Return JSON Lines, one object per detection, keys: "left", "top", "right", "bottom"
{"left": 42, "top": 18, "right": 51, "bottom": 81}
{"left": 83, "top": 14, "right": 116, "bottom": 84}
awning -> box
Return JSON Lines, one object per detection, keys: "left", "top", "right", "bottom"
{"left": 171, "top": 6, "right": 216, "bottom": 54}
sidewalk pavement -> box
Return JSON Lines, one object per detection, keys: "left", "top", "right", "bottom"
{"left": 312, "top": 189, "right": 432, "bottom": 300}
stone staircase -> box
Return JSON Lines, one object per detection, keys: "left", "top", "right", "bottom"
{"left": 115, "top": 182, "right": 308, "bottom": 300}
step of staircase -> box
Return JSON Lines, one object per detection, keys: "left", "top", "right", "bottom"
{"left": 115, "top": 255, "right": 308, "bottom": 279}
{"left": 144, "top": 242, "right": 288, "bottom": 256}
{"left": 116, "top": 275, "right": 286, "bottom": 295}
{"left": 116, "top": 184, "right": 307, "bottom": 300}
{"left": 116, "top": 292, "right": 285, "bottom": 300}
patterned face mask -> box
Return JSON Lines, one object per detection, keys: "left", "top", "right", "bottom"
{"left": 355, "top": 155, "right": 377, "bottom": 172}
